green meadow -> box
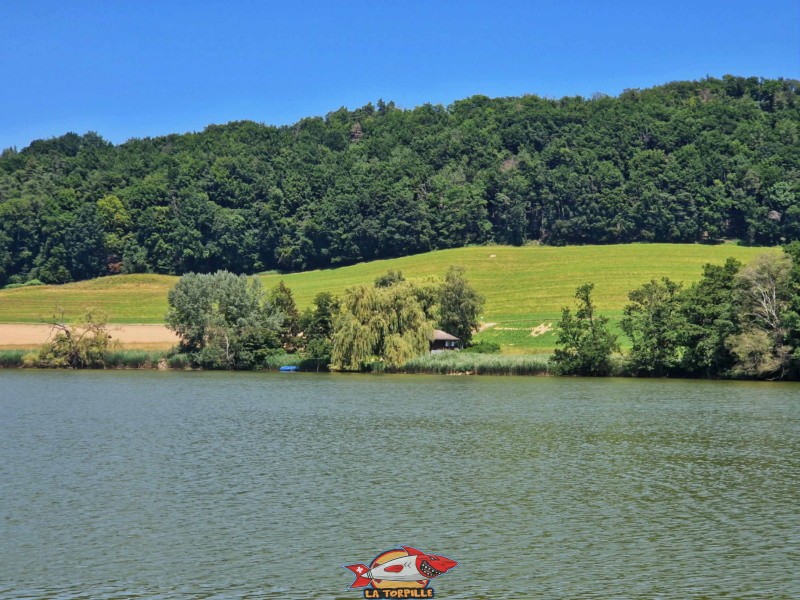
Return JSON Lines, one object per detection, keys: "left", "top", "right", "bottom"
{"left": 0, "top": 243, "right": 775, "bottom": 351}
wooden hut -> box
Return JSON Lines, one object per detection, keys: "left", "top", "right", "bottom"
{"left": 430, "top": 329, "right": 460, "bottom": 353}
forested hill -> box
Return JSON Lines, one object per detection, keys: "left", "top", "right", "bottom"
{"left": 1, "top": 75, "right": 798, "bottom": 286}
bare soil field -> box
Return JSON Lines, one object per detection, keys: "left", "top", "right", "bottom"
{"left": 0, "top": 324, "right": 178, "bottom": 350}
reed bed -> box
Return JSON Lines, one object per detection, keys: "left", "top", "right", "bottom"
{"left": 0, "top": 350, "right": 25, "bottom": 368}
{"left": 260, "top": 353, "right": 328, "bottom": 371}
{"left": 167, "top": 353, "right": 193, "bottom": 369}
{"left": 104, "top": 350, "right": 168, "bottom": 369}
{"left": 401, "top": 352, "right": 551, "bottom": 375}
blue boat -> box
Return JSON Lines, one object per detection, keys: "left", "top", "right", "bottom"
{"left": 279, "top": 365, "right": 299, "bottom": 372}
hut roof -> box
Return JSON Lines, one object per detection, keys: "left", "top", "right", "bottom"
{"left": 431, "top": 329, "right": 459, "bottom": 341}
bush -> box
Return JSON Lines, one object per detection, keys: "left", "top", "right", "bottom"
{"left": 551, "top": 283, "right": 618, "bottom": 376}
{"left": 3, "top": 279, "right": 45, "bottom": 289}
{"left": 27, "top": 310, "right": 111, "bottom": 368}
{"left": 167, "top": 353, "right": 193, "bottom": 369}
{"left": 463, "top": 340, "right": 501, "bottom": 353}
{"left": 260, "top": 352, "right": 301, "bottom": 370}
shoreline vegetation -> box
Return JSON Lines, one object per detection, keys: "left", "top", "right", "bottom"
{"left": 0, "top": 348, "right": 556, "bottom": 375}
{"left": 3, "top": 351, "right": 798, "bottom": 381}
{"left": 1, "top": 349, "right": 797, "bottom": 381}
{"left": 3, "top": 241, "right": 800, "bottom": 381}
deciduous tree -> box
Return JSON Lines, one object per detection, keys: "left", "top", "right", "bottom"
{"left": 437, "top": 266, "right": 484, "bottom": 347}
{"left": 166, "top": 271, "right": 283, "bottom": 369}
{"left": 331, "top": 282, "right": 433, "bottom": 370}
{"left": 551, "top": 283, "right": 619, "bottom": 376}
{"left": 621, "top": 278, "right": 683, "bottom": 376}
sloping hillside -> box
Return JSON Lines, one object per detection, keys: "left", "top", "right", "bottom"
{"left": 0, "top": 245, "right": 773, "bottom": 348}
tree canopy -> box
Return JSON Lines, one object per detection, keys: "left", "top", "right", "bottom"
{"left": 1, "top": 76, "right": 798, "bottom": 286}
{"left": 166, "top": 271, "right": 284, "bottom": 369}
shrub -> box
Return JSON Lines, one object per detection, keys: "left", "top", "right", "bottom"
{"left": 27, "top": 309, "right": 111, "bottom": 368}
{"left": 3, "top": 279, "right": 45, "bottom": 289}
{"left": 464, "top": 340, "right": 501, "bottom": 353}
{"left": 167, "top": 353, "right": 193, "bottom": 369}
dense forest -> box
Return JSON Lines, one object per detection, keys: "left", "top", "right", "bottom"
{"left": 1, "top": 75, "right": 798, "bottom": 286}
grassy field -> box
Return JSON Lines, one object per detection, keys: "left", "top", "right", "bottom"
{"left": 0, "top": 243, "right": 775, "bottom": 351}
{"left": 0, "top": 274, "right": 175, "bottom": 324}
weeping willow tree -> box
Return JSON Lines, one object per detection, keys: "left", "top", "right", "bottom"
{"left": 331, "top": 282, "right": 434, "bottom": 370}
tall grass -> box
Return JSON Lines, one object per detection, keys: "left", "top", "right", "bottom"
{"left": 104, "top": 350, "right": 167, "bottom": 369}
{"left": 167, "top": 353, "right": 193, "bottom": 369}
{"left": 401, "top": 352, "right": 551, "bottom": 375}
{"left": 260, "top": 353, "right": 329, "bottom": 371}
{"left": 0, "top": 350, "right": 25, "bottom": 367}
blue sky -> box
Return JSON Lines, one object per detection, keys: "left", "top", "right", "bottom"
{"left": 1, "top": 0, "right": 798, "bottom": 150}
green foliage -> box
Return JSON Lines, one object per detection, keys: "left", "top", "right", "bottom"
{"left": 726, "top": 329, "right": 786, "bottom": 379}
{"left": 782, "top": 241, "right": 800, "bottom": 371}
{"left": 0, "top": 77, "right": 798, "bottom": 286}
{"left": 463, "top": 340, "right": 501, "bottom": 353}
{"left": 104, "top": 350, "right": 165, "bottom": 369}
{"left": 298, "top": 291, "right": 339, "bottom": 366}
{"left": 303, "top": 338, "right": 333, "bottom": 370}
{"left": 437, "top": 265, "right": 484, "bottom": 346}
{"left": 166, "top": 271, "right": 284, "bottom": 369}
{"left": 401, "top": 352, "right": 550, "bottom": 375}
{"left": 331, "top": 282, "right": 434, "bottom": 370}
{"left": 299, "top": 291, "right": 338, "bottom": 339}
{"left": 166, "top": 353, "right": 193, "bottom": 369}
{"left": 3, "top": 279, "right": 44, "bottom": 289}
{"left": 727, "top": 252, "right": 794, "bottom": 378}
{"left": 268, "top": 280, "right": 301, "bottom": 351}
{"left": 551, "top": 283, "right": 619, "bottom": 376}
{"left": 374, "top": 269, "right": 405, "bottom": 287}
{"left": 677, "top": 258, "right": 743, "bottom": 376}
{"left": 0, "top": 350, "right": 25, "bottom": 367}
{"left": 26, "top": 309, "right": 111, "bottom": 368}
{"left": 621, "top": 278, "right": 683, "bottom": 376}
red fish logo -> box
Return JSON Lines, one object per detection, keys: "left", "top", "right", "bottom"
{"left": 344, "top": 546, "right": 457, "bottom": 598}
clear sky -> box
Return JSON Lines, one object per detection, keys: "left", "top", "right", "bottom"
{"left": 1, "top": 0, "right": 798, "bottom": 150}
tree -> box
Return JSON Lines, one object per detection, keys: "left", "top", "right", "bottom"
{"left": 551, "top": 283, "right": 619, "bottom": 376}
{"left": 166, "top": 271, "right": 284, "bottom": 369}
{"left": 621, "top": 278, "right": 683, "bottom": 376}
{"left": 1, "top": 76, "right": 799, "bottom": 285}
{"left": 268, "top": 281, "right": 301, "bottom": 351}
{"left": 331, "top": 282, "right": 433, "bottom": 370}
{"left": 727, "top": 252, "right": 793, "bottom": 378}
{"left": 96, "top": 194, "right": 132, "bottom": 269}
{"left": 782, "top": 241, "right": 800, "bottom": 375}
{"left": 300, "top": 291, "right": 339, "bottom": 340}
{"left": 677, "top": 258, "right": 742, "bottom": 377}
{"left": 26, "top": 309, "right": 111, "bottom": 368}
{"left": 726, "top": 329, "right": 786, "bottom": 379}
{"left": 437, "top": 266, "right": 484, "bottom": 346}
{"left": 299, "top": 291, "right": 340, "bottom": 368}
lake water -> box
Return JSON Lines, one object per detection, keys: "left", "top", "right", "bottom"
{"left": 0, "top": 371, "right": 798, "bottom": 599}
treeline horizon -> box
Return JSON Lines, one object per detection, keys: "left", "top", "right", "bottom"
{"left": 1, "top": 74, "right": 798, "bottom": 286}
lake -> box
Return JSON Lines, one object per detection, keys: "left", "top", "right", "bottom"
{"left": 1, "top": 371, "right": 798, "bottom": 599}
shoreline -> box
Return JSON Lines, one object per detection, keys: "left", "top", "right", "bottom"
{"left": 2, "top": 360, "right": 797, "bottom": 383}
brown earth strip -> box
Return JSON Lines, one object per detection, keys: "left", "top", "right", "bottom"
{"left": 0, "top": 324, "right": 178, "bottom": 350}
